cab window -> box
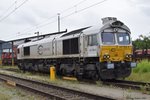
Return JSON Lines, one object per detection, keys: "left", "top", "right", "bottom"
{"left": 88, "top": 34, "right": 98, "bottom": 46}
{"left": 117, "top": 33, "right": 130, "bottom": 45}
{"left": 101, "top": 33, "right": 115, "bottom": 45}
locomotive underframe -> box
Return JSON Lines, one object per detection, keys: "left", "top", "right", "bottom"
{"left": 17, "top": 57, "right": 132, "bottom": 80}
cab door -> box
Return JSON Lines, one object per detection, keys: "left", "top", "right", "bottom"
{"left": 52, "top": 38, "right": 56, "bottom": 56}
{"left": 87, "top": 34, "right": 99, "bottom": 57}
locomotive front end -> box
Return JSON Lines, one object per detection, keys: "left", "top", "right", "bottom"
{"left": 98, "top": 17, "right": 136, "bottom": 79}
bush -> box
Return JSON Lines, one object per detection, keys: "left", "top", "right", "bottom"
{"left": 126, "top": 60, "right": 150, "bottom": 82}
{"left": 133, "top": 60, "right": 150, "bottom": 73}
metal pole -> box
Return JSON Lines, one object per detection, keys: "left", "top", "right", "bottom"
{"left": 35, "top": 32, "right": 39, "bottom": 39}
{"left": 58, "top": 13, "right": 60, "bottom": 32}
{"left": 11, "top": 41, "right": 14, "bottom": 66}
{"left": 0, "top": 43, "right": 2, "bottom": 66}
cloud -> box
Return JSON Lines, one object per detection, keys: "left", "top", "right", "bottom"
{"left": 138, "top": 5, "right": 150, "bottom": 17}
{"left": 0, "top": 0, "right": 150, "bottom": 40}
{"left": 127, "top": 0, "right": 150, "bottom": 16}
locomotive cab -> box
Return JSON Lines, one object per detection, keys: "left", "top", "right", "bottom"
{"left": 98, "top": 18, "right": 137, "bottom": 79}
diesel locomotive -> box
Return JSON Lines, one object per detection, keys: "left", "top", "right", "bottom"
{"left": 17, "top": 17, "right": 136, "bottom": 80}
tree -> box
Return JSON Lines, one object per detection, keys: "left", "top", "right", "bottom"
{"left": 133, "top": 34, "right": 150, "bottom": 50}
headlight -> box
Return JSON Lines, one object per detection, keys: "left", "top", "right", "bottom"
{"left": 125, "top": 54, "right": 132, "bottom": 58}
{"left": 103, "top": 54, "right": 110, "bottom": 59}
{"left": 128, "top": 54, "right": 132, "bottom": 58}
{"left": 107, "top": 55, "right": 110, "bottom": 58}
{"left": 103, "top": 55, "right": 107, "bottom": 59}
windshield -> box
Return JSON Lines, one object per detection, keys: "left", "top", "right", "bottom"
{"left": 117, "top": 33, "right": 130, "bottom": 45}
{"left": 101, "top": 33, "right": 115, "bottom": 45}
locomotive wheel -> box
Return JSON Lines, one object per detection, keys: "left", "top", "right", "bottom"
{"left": 92, "top": 73, "right": 99, "bottom": 81}
{"left": 61, "top": 68, "right": 67, "bottom": 76}
{"left": 76, "top": 75, "right": 83, "bottom": 81}
{"left": 72, "top": 70, "right": 77, "bottom": 77}
{"left": 34, "top": 64, "right": 39, "bottom": 72}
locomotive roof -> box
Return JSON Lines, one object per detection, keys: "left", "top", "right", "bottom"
{"left": 17, "top": 17, "right": 131, "bottom": 48}
{"left": 61, "top": 26, "right": 91, "bottom": 37}
{"left": 17, "top": 26, "right": 96, "bottom": 48}
{"left": 100, "top": 19, "right": 130, "bottom": 33}
{"left": 18, "top": 34, "right": 62, "bottom": 47}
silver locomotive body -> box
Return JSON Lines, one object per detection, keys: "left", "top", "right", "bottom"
{"left": 17, "top": 17, "right": 136, "bottom": 80}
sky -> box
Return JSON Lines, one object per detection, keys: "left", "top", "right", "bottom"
{"left": 0, "top": 0, "right": 150, "bottom": 41}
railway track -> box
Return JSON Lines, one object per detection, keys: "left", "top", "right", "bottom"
{"left": 2, "top": 68, "right": 20, "bottom": 72}
{"left": 103, "top": 80, "right": 150, "bottom": 91}
{"left": 2, "top": 68, "right": 150, "bottom": 92}
{"left": 0, "top": 73, "right": 115, "bottom": 100}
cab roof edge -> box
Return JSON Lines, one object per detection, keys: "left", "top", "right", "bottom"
{"left": 102, "top": 17, "right": 117, "bottom": 25}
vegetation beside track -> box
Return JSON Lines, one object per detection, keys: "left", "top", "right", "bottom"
{"left": 126, "top": 60, "right": 150, "bottom": 82}
{"left": 0, "top": 65, "right": 18, "bottom": 69}
{"left": 0, "top": 81, "right": 43, "bottom": 100}
{"left": 0, "top": 92, "right": 10, "bottom": 100}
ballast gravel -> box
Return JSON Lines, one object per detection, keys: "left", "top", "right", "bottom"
{"left": 0, "top": 69, "right": 150, "bottom": 100}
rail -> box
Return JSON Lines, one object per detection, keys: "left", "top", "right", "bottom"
{"left": 103, "top": 80, "right": 150, "bottom": 91}
{"left": 0, "top": 73, "right": 115, "bottom": 100}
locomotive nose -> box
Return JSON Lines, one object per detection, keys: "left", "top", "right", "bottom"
{"left": 100, "top": 46, "right": 132, "bottom": 62}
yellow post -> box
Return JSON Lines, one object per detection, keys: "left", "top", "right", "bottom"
{"left": 50, "top": 66, "right": 56, "bottom": 80}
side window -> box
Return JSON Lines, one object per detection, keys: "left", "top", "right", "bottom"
{"left": 24, "top": 46, "right": 30, "bottom": 56}
{"left": 88, "top": 34, "right": 98, "bottom": 46}
{"left": 88, "top": 36, "right": 92, "bottom": 46}
{"left": 17, "top": 49, "right": 20, "bottom": 54}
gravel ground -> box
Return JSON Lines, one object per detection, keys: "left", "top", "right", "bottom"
{"left": 0, "top": 68, "right": 150, "bottom": 100}
{"left": 0, "top": 81, "right": 48, "bottom": 100}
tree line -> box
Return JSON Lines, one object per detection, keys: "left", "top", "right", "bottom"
{"left": 133, "top": 35, "right": 150, "bottom": 50}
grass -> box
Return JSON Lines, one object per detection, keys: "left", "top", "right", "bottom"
{"left": 133, "top": 60, "right": 150, "bottom": 73}
{"left": 0, "top": 65, "right": 18, "bottom": 69}
{"left": 126, "top": 60, "right": 150, "bottom": 83}
{"left": 0, "top": 93, "right": 10, "bottom": 100}
{"left": 0, "top": 81, "right": 43, "bottom": 100}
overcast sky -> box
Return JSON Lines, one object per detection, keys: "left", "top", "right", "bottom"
{"left": 0, "top": 0, "right": 150, "bottom": 41}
